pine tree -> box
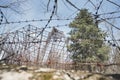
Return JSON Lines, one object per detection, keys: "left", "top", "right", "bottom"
{"left": 68, "top": 9, "right": 109, "bottom": 63}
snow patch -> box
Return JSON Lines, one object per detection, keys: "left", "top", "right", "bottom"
{"left": 0, "top": 71, "right": 32, "bottom": 80}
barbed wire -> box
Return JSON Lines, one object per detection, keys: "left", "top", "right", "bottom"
{"left": 88, "top": 0, "right": 96, "bottom": 8}
{"left": 0, "top": 9, "right": 3, "bottom": 25}
{"left": 97, "top": 10, "right": 120, "bottom": 15}
{"left": 0, "top": 0, "right": 120, "bottom": 26}
{"left": 1, "top": 15, "right": 120, "bottom": 24}
{"left": 101, "top": 18, "right": 120, "bottom": 30}
{"left": 32, "top": 0, "right": 57, "bottom": 42}
{"left": 95, "top": 0, "right": 103, "bottom": 15}
{"left": 1, "top": 0, "right": 120, "bottom": 44}
{"left": 94, "top": 0, "right": 104, "bottom": 27}
{"left": 106, "top": 0, "right": 120, "bottom": 8}
{"left": 47, "top": 0, "right": 51, "bottom": 11}
{"left": 66, "top": 0, "right": 80, "bottom": 11}
{"left": 0, "top": 18, "right": 74, "bottom": 25}
{"left": 1, "top": 0, "right": 120, "bottom": 67}
{"left": 1, "top": 38, "right": 120, "bottom": 45}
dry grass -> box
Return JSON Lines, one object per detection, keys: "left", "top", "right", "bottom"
{"left": 30, "top": 72, "right": 53, "bottom": 80}
{"left": 83, "top": 74, "right": 112, "bottom": 80}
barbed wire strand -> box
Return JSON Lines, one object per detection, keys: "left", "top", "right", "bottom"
{"left": 32, "top": 0, "right": 57, "bottom": 41}
{"left": 66, "top": 0, "right": 80, "bottom": 11}
{"left": 0, "top": 9, "right": 4, "bottom": 25}
{"left": 106, "top": 0, "right": 120, "bottom": 8}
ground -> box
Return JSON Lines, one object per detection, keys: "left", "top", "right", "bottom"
{"left": 0, "top": 64, "right": 119, "bottom": 80}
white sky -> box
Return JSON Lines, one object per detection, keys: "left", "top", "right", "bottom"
{"left": 0, "top": 0, "right": 120, "bottom": 38}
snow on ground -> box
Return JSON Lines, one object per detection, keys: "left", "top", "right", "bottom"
{"left": 0, "top": 71, "right": 32, "bottom": 80}
{"left": 0, "top": 64, "right": 116, "bottom": 80}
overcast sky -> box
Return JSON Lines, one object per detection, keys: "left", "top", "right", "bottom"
{"left": 0, "top": 0, "right": 120, "bottom": 38}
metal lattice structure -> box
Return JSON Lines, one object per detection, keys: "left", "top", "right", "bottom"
{"left": 0, "top": 24, "right": 70, "bottom": 67}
